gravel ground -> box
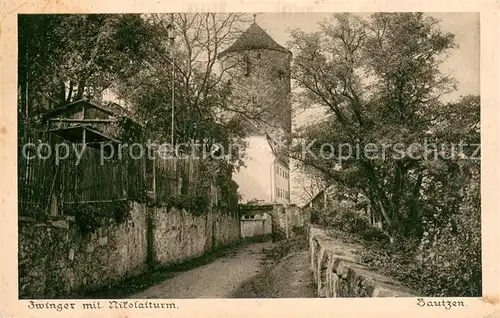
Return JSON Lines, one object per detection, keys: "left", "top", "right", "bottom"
{"left": 130, "top": 242, "right": 271, "bottom": 299}
{"left": 231, "top": 238, "right": 316, "bottom": 298}
{"left": 122, "top": 237, "right": 315, "bottom": 299}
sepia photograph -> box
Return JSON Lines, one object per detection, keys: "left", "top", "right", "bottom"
{"left": 14, "top": 10, "right": 483, "bottom": 304}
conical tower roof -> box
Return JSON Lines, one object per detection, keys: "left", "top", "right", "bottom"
{"left": 219, "top": 22, "right": 291, "bottom": 56}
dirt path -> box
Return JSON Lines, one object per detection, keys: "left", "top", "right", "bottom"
{"left": 130, "top": 242, "right": 271, "bottom": 299}
{"left": 232, "top": 243, "right": 316, "bottom": 298}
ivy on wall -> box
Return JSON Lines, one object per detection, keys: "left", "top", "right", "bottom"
{"left": 65, "top": 200, "right": 131, "bottom": 236}
{"left": 163, "top": 194, "right": 211, "bottom": 216}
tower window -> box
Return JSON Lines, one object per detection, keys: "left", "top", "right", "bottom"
{"left": 244, "top": 55, "right": 251, "bottom": 76}
{"left": 257, "top": 52, "right": 261, "bottom": 59}
{"left": 277, "top": 69, "right": 285, "bottom": 81}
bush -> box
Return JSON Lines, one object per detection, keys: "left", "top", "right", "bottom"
{"left": 291, "top": 225, "right": 307, "bottom": 238}
{"left": 66, "top": 200, "right": 132, "bottom": 236}
{"left": 362, "top": 227, "right": 390, "bottom": 243}
{"left": 164, "top": 194, "right": 211, "bottom": 216}
{"left": 310, "top": 187, "right": 481, "bottom": 296}
{"left": 356, "top": 222, "right": 481, "bottom": 297}
{"left": 73, "top": 203, "right": 105, "bottom": 235}
{"left": 313, "top": 204, "right": 389, "bottom": 244}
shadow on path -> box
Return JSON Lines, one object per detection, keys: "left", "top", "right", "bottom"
{"left": 231, "top": 239, "right": 316, "bottom": 298}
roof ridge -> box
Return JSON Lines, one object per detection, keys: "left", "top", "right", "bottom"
{"left": 219, "top": 22, "right": 291, "bottom": 57}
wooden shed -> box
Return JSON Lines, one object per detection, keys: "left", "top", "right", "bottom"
{"left": 41, "top": 99, "right": 142, "bottom": 145}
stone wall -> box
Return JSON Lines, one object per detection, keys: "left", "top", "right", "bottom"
{"left": 286, "top": 204, "right": 310, "bottom": 229}
{"left": 240, "top": 212, "right": 272, "bottom": 238}
{"left": 269, "top": 204, "right": 311, "bottom": 240}
{"left": 19, "top": 201, "right": 148, "bottom": 298}
{"left": 19, "top": 202, "right": 241, "bottom": 298}
{"left": 269, "top": 204, "right": 287, "bottom": 240}
{"left": 213, "top": 210, "right": 241, "bottom": 247}
{"left": 308, "top": 226, "right": 418, "bottom": 297}
{"left": 152, "top": 207, "right": 240, "bottom": 266}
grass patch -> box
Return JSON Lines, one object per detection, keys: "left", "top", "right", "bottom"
{"left": 262, "top": 237, "right": 309, "bottom": 265}
{"left": 232, "top": 236, "right": 310, "bottom": 298}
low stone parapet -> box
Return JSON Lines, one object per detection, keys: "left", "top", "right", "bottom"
{"left": 308, "top": 226, "right": 418, "bottom": 297}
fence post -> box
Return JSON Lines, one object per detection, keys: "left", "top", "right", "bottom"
{"left": 146, "top": 154, "right": 156, "bottom": 268}
{"left": 121, "top": 156, "right": 127, "bottom": 199}
{"left": 152, "top": 156, "right": 157, "bottom": 203}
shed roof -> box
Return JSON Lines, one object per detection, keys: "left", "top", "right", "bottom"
{"left": 239, "top": 203, "right": 276, "bottom": 213}
{"left": 219, "top": 22, "right": 291, "bottom": 57}
{"left": 46, "top": 125, "right": 120, "bottom": 144}
{"left": 42, "top": 99, "right": 140, "bottom": 125}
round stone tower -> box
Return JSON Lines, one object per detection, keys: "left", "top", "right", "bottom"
{"left": 218, "top": 22, "right": 292, "bottom": 138}
{"left": 218, "top": 21, "right": 292, "bottom": 204}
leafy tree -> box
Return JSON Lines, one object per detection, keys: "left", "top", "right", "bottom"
{"left": 18, "top": 14, "right": 152, "bottom": 135}
{"left": 288, "top": 13, "right": 479, "bottom": 244}
{"left": 114, "top": 13, "right": 254, "bottom": 168}
{"left": 292, "top": 166, "right": 326, "bottom": 206}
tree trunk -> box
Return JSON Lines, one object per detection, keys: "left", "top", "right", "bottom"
{"left": 75, "top": 78, "right": 86, "bottom": 100}
{"left": 66, "top": 80, "right": 74, "bottom": 103}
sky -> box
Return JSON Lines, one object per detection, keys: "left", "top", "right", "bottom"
{"left": 252, "top": 12, "right": 480, "bottom": 126}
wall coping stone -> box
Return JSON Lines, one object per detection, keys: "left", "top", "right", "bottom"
{"left": 309, "top": 225, "right": 418, "bottom": 297}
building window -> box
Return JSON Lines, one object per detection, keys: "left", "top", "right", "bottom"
{"left": 257, "top": 52, "right": 261, "bottom": 59}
